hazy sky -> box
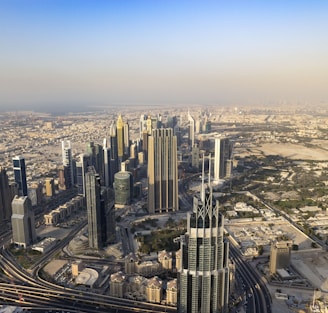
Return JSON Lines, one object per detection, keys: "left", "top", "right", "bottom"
{"left": 0, "top": 1, "right": 327, "bottom": 112}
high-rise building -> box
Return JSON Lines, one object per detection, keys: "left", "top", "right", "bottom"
{"left": 12, "top": 156, "right": 28, "bottom": 196}
{"left": 114, "top": 171, "right": 133, "bottom": 208}
{"left": 117, "top": 114, "right": 125, "bottom": 162}
{"left": 76, "top": 154, "right": 90, "bottom": 196}
{"left": 109, "top": 122, "right": 119, "bottom": 185}
{"left": 179, "top": 165, "right": 230, "bottom": 313}
{"left": 187, "top": 111, "right": 195, "bottom": 148}
{"left": 139, "top": 114, "right": 148, "bottom": 139}
{"left": 147, "top": 128, "right": 179, "bottom": 214}
{"left": 191, "top": 145, "right": 200, "bottom": 169}
{"left": 269, "top": 241, "right": 292, "bottom": 275}
{"left": 85, "top": 167, "right": 115, "bottom": 248}
{"left": 85, "top": 167, "right": 102, "bottom": 249}
{"left": 11, "top": 196, "right": 36, "bottom": 248}
{"left": 103, "top": 138, "right": 111, "bottom": 188}
{"left": 61, "top": 140, "right": 74, "bottom": 188}
{"left": 214, "top": 138, "right": 233, "bottom": 181}
{"left": 45, "top": 178, "right": 55, "bottom": 197}
{"left": 123, "top": 120, "right": 130, "bottom": 158}
{"left": 0, "top": 167, "right": 12, "bottom": 224}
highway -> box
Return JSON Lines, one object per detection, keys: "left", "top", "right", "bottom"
{"left": 0, "top": 248, "right": 176, "bottom": 312}
{"left": 229, "top": 244, "right": 272, "bottom": 313}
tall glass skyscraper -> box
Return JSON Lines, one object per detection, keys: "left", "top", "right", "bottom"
{"left": 12, "top": 156, "right": 28, "bottom": 197}
{"left": 214, "top": 138, "right": 233, "bottom": 181}
{"left": 85, "top": 167, "right": 102, "bottom": 249}
{"left": 147, "top": 128, "right": 179, "bottom": 214}
{"left": 61, "top": 140, "right": 74, "bottom": 188}
{"left": 179, "top": 172, "right": 230, "bottom": 313}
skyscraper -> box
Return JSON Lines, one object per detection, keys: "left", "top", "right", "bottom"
{"left": 187, "top": 110, "right": 195, "bottom": 148}
{"left": 0, "top": 167, "right": 12, "bottom": 224}
{"left": 109, "top": 121, "right": 119, "bottom": 185}
{"left": 214, "top": 138, "right": 233, "bottom": 181}
{"left": 139, "top": 114, "right": 148, "bottom": 139}
{"left": 12, "top": 156, "right": 28, "bottom": 196}
{"left": 61, "top": 140, "right": 74, "bottom": 188}
{"left": 85, "top": 167, "right": 102, "bottom": 249}
{"left": 11, "top": 196, "right": 36, "bottom": 248}
{"left": 123, "top": 120, "right": 130, "bottom": 158}
{"left": 76, "top": 154, "right": 90, "bottom": 196}
{"left": 147, "top": 128, "right": 179, "bottom": 214}
{"left": 269, "top": 240, "right": 292, "bottom": 275}
{"left": 116, "top": 114, "right": 125, "bottom": 162}
{"left": 179, "top": 162, "right": 230, "bottom": 313}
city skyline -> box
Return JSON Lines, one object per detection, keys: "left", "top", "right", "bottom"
{"left": 1, "top": 1, "right": 328, "bottom": 113}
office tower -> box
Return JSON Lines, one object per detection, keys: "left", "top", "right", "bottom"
{"left": 85, "top": 167, "right": 115, "bottom": 248}
{"left": 142, "top": 130, "right": 149, "bottom": 162}
{"left": 269, "top": 241, "right": 292, "bottom": 275}
{"left": 45, "top": 178, "right": 55, "bottom": 197}
{"left": 191, "top": 145, "right": 200, "bottom": 169}
{"left": 109, "top": 121, "right": 119, "bottom": 185}
{"left": 123, "top": 120, "right": 130, "bottom": 158}
{"left": 203, "top": 117, "right": 211, "bottom": 133}
{"left": 58, "top": 166, "right": 66, "bottom": 190}
{"left": 103, "top": 138, "right": 110, "bottom": 188}
{"left": 139, "top": 114, "right": 148, "bottom": 139}
{"left": 0, "top": 167, "right": 12, "bottom": 224}
{"left": 147, "top": 128, "right": 179, "bottom": 214}
{"left": 214, "top": 138, "right": 233, "bottom": 181}
{"left": 195, "top": 119, "right": 201, "bottom": 134}
{"left": 114, "top": 171, "right": 133, "bottom": 208}
{"left": 85, "top": 167, "right": 103, "bottom": 249}
{"left": 86, "top": 142, "right": 104, "bottom": 183}
{"left": 130, "top": 142, "right": 137, "bottom": 159}
{"left": 146, "top": 115, "right": 159, "bottom": 135}
{"left": 12, "top": 156, "right": 28, "bottom": 196}
{"left": 187, "top": 111, "right": 195, "bottom": 147}
{"left": 167, "top": 115, "right": 177, "bottom": 129}
{"left": 179, "top": 164, "right": 230, "bottom": 313}
{"left": 116, "top": 114, "right": 125, "bottom": 162}
{"left": 28, "top": 182, "right": 43, "bottom": 206}
{"left": 11, "top": 196, "right": 36, "bottom": 248}
{"left": 76, "top": 154, "right": 89, "bottom": 196}
{"left": 61, "top": 140, "right": 73, "bottom": 188}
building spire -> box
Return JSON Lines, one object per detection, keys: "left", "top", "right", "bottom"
{"left": 201, "top": 153, "right": 205, "bottom": 203}
{"left": 208, "top": 153, "right": 211, "bottom": 188}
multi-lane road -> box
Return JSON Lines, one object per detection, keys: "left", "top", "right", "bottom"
{"left": 0, "top": 248, "right": 176, "bottom": 313}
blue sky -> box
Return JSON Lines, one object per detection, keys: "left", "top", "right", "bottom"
{"left": 0, "top": 1, "right": 327, "bottom": 112}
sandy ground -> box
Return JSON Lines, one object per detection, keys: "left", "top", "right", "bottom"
{"left": 250, "top": 143, "right": 328, "bottom": 161}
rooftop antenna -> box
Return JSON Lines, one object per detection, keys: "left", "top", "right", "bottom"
{"left": 201, "top": 153, "right": 205, "bottom": 203}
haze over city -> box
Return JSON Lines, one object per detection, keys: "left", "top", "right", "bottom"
{"left": 1, "top": 0, "right": 328, "bottom": 113}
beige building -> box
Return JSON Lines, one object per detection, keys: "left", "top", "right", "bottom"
{"left": 270, "top": 240, "right": 292, "bottom": 275}
{"left": 72, "top": 261, "right": 84, "bottom": 278}
{"left": 45, "top": 178, "right": 55, "bottom": 197}
{"left": 145, "top": 276, "right": 162, "bottom": 303}
{"left": 158, "top": 250, "right": 173, "bottom": 270}
{"left": 175, "top": 249, "right": 182, "bottom": 271}
{"left": 136, "top": 260, "right": 161, "bottom": 277}
{"left": 166, "top": 279, "right": 177, "bottom": 306}
{"left": 43, "top": 196, "right": 84, "bottom": 226}
{"left": 110, "top": 271, "right": 126, "bottom": 298}
{"left": 125, "top": 253, "right": 138, "bottom": 274}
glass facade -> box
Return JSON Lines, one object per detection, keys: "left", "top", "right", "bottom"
{"left": 179, "top": 188, "right": 230, "bottom": 313}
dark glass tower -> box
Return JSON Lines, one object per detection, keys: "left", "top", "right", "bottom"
{"left": 147, "top": 128, "right": 178, "bottom": 214}
{"left": 85, "top": 167, "right": 102, "bottom": 249}
{"left": 12, "top": 156, "right": 27, "bottom": 197}
{"left": 0, "top": 167, "right": 12, "bottom": 223}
